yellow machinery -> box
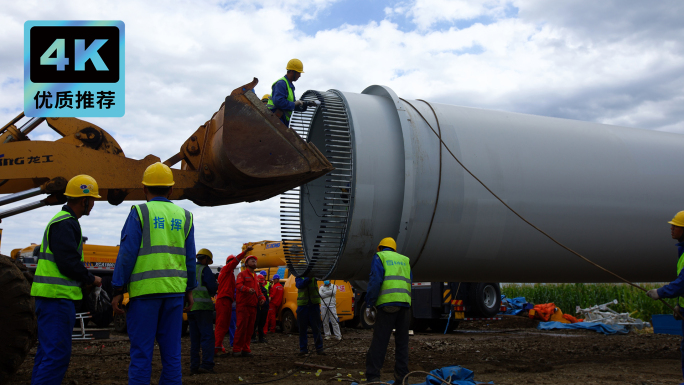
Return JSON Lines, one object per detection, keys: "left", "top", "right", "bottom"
{"left": 0, "top": 79, "right": 333, "bottom": 381}
{"left": 246, "top": 241, "right": 354, "bottom": 333}
{"left": 0, "top": 78, "right": 331, "bottom": 217}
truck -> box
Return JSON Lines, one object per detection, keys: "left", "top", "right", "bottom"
{"left": 0, "top": 79, "right": 333, "bottom": 382}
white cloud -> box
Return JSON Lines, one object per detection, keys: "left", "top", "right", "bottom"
{"left": 0, "top": 0, "right": 683, "bottom": 259}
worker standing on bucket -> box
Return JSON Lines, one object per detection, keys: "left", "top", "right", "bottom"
{"left": 110, "top": 162, "right": 197, "bottom": 385}
{"left": 30, "top": 175, "right": 103, "bottom": 385}
{"left": 647, "top": 211, "right": 684, "bottom": 382}
{"left": 215, "top": 246, "right": 253, "bottom": 355}
{"left": 266, "top": 58, "right": 305, "bottom": 127}
{"left": 295, "top": 275, "right": 325, "bottom": 355}
{"left": 364, "top": 237, "right": 412, "bottom": 384}
{"left": 189, "top": 249, "right": 218, "bottom": 374}
{"left": 233, "top": 255, "right": 265, "bottom": 357}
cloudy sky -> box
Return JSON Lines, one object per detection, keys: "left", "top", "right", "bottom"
{"left": 1, "top": 0, "right": 683, "bottom": 264}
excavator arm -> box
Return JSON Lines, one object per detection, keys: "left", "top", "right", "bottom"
{"left": 0, "top": 78, "right": 333, "bottom": 218}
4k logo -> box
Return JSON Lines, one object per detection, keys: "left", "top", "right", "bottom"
{"left": 24, "top": 21, "right": 125, "bottom": 118}
{"left": 30, "top": 26, "right": 120, "bottom": 83}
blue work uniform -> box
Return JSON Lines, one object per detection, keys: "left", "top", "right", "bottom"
{"left": 364, "top": 247, "right": 413, "bottom": 383}
{"left": 31, "top": 205, "right": 94, "bottom": 385}
{"left": 112, "top": 197, "right": 197, "bottom": 385}
{"left": 657, "top": 241, "right": 684, "bottom": 381}
{"left": 269, "top": 77, "right": 296, "bottom": 127}
{"left": 295, "top": 277, "right": 324, "bottom": 353}
{"left": 189, "top": 263, "right": 218, "bottom": 372}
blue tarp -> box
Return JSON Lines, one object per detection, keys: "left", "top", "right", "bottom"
{"left": 411, "top": 366, "right": 494, "bottom": 385}
{"left": 352, "top": 366, "right": 493, "bottom": 385}
{"left": 537, "top": 321, "right": 628, "bottom": 335}
{"left": 500, "top": 295, "right": 527, "bottom": 316}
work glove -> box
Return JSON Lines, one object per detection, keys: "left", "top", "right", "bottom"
{"left": 294, "top": 100, "right": 303, "bottom": 107}
{"left": 675, "top": 305, "right": 683, "bottom": 321}
{"left": 365, "top": 307, "right": 376, "bottom": 322}
{"left": 646, "top": 289, "right": 660, "bottom": 300}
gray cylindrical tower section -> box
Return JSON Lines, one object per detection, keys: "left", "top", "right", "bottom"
{"left": 324, "top": 85, "right": 683, "bottom": 283}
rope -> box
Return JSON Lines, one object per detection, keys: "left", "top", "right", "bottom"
{"left": 399, "top": 97, "right": 680, "bottom": 316}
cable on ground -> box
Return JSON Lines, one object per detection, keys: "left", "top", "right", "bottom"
{"left": 399, "top": 97, "right": 681, "bottom": 317}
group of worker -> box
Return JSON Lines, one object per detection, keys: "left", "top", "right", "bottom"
{"left": 28, "top": 158, "right": 411, "bottom": 384}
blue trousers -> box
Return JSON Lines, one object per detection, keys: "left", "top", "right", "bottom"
{"left": 297, "top": 304, "right": 324, "bottom": 353}
{"left": 229, "top": 306, "right": 236, "bottom": 346}
{"left": 31, "top": 298, "right": 75, "bottom": 385}
{"left": 127, "top": 296, "right": 183, "bottom": 385}
{"left": 188, "top": 310, "right": 214, "bottom": 370}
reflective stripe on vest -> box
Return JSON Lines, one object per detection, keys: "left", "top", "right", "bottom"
{"left": 192, "top": 264, "right": 214, "bottom": 311}
{"left": 129, "top": 201, "right": 193, "bottom": 298}
{"left": 297, "top": 279, "right": 321, "bottom": 306}
{"left": 376, "top": 251, "right": 412, "bottom": 306}
{"left": 677, "top": 252, "right": 684, "bottom": 307}
{"left": 266, "top": 77, "right": 294, "bottom": 123}
{"left": 30, "top": 210, "right": 84, "bottom": 300}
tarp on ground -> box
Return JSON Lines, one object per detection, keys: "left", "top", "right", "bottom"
{"left": 352, "top": 365, "right": 493, "bottom": 385}
{"left": 537, "top": 321, "right": 628, "bottom": 335}
{"left": 408, "top": 366, "right": 494, "bottom": 385}
{"left": 501, "top": 295, "right": 526, "bottom": 316}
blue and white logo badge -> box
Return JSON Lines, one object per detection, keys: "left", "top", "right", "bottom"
{"left": 24, "top": 20, "right": 125, "bottom": 117}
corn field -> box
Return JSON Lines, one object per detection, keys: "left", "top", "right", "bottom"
{"left": 501, "top": 283, "right": 676, "bottom": 322}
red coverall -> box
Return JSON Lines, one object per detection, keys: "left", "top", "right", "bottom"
{"left": 214, "top": 251, "right": 247, "bottom": 353}
{"left": 264, "top": 282, "right": 284, "bottom": 334}
{"left": 233, "top": 269, "right": 265, "bottom": 353}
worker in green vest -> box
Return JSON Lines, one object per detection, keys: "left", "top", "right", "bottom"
{"left": 110, "top": 162, "right": 197, "bottom": 384}
{"left": 294, "top": 275, "right": 325, "bottom": 355}
{"left": 364, "top": 237, "right": 412, "bottom": 384}
{"left": 646, "top": 211, "right": 684, "bottom": 381}
{"left": 30, "top": 175, "right": 103, "bottom": 385}
{"left": 189, "top": 249, "right": 218, "bottom": 375}
{"left": 266, "top": 58, "right": 309, "bottom": 127}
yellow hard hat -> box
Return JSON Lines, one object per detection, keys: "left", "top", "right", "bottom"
{"left": 261, "top": 94, "right": 271, "bottom": 101}
{"left": 378, "top": 237, "right": 396, "bottom": 251}
{"left": 286, "top": 58, "right": 304, "bottom": 73}
{"left": 142, "top": 162, "right": 175, "bottom": 186}
{"left": 197, "top": 248, "right": 214, "bottom": 263}
{"left": 64, "top": 175, "right": 101, "bottom": 198}
{"left": 669, "top": 211, "right": 684, "bottom": 227}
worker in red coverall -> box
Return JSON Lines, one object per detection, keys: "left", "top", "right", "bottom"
{"left": 233, "top": 255, "right": 265, "bottom": 357}
{"left": 264, "top": 274, "right": 284, "bottom": 334}
{"left": 215, "top": 246, "right": 253, "bottom": 355}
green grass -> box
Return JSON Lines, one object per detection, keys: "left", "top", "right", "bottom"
{"left": 501, "top": 283, "right": 675, "bottom": 322}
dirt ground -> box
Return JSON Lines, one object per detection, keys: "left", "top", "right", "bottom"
{"left": 8, "top": 316, "right": 684, "bottom": 385}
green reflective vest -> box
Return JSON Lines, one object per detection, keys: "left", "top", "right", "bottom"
{"left": 297, "top": 278, "right": 321, "bottom": 306}
{"left": 129, "top": 201, "right": 193, "bottom": 298}
{"left": 191, "top": 264, "right": 214, "bottom": 311}
{"left": 31, "top": 210, "right": 84, "bottom": 300}
{"left": 376, "top": 251, "right": 412, "bottom": 306}
{"left": 266, "top": 76, "right": 294, "bottom": 124}
{"left": 677, "top": 252, "right": 684, "bottom": 307}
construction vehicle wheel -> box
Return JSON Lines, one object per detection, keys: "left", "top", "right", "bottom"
{"left": 0, "top": 256, "right": 37, "bottom": 383}
{"left": 281, "top": 309, "right": 298, "bottom": 334}
{"left": 468, "top": 282, "right": 501, "bottom": 318}
{"left": 359, "top": 301, "right": 376, "bottom": 329}
{"left": 113, "top": 312, "right": 127, "bottom": 333}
